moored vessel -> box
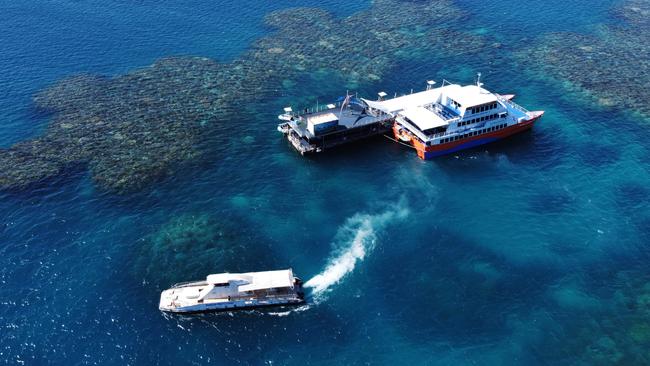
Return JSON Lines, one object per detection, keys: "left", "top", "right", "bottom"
{"left": 276, "top": 97, "right": 392, "bottom": 155}
{"left": 277, "top": 74, "right": 543, "bottom": 159}
{"left": 363, "top": 75, "right": 544, "bottom": 159}
{"left": 159, "top": 269, "right": 305, "bottom": 314}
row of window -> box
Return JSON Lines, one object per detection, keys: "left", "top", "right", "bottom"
{"left": 457, "top": 113, "right": 504, "bottom": 127}
{"left": 468, "top": 102, "right": 498, "bottom": 114}
{"left": 439, "top": 123, "right": 508, "bottom": 144}
{"left": 449, "top": 99, "right": 462, "bottom": 109}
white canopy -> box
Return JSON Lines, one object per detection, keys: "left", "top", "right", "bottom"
{"left": 206, "top": 269, "right": 295, "bottom": 292}
{"left": 400, "top": 107, "right": 447, "bottom": 130}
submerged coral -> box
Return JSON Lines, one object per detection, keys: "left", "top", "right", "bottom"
{"left": 519, "top": 0, "right": 650, "bottom": 118}
{"left": 1, "top": 59, "right": 224, "bottom": 193}
{"left": 135, "top": 213, "right": 276, "bottom": 287}
{"left": 0, "top": 0, "right": 488, "bottom": 193}
{"left": 534, "top": 270, "right": 650, "bottom": 365}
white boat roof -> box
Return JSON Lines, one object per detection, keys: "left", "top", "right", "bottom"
{"left": 445, "top": 84, "right": 497, "bottom": 107}
{"left": 400, "top": 107, "right": 447, "bottom": 130}
{"left": 206, "top": 269, "right": 295, "bottom": 292}
{"left": 307, "top": 112, "right": 338, "bottom": 124}
{"left": 362, "top": 88, "right": 441, "bottom": 114}
{"left": 362, "top": 83, "right": 499, "bottom": 115}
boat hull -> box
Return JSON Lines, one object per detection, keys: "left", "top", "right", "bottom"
{"left": 161, "top": 298, "right": 306, "bottom": 314}
{"left": 394, "top": 112, "right": 543, "bottom": 160}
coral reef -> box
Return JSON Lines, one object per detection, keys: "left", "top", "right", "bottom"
{"left": 519, "top": 0, "right": 650, "bottom": 118}
{"left": 0, "top": 0, "right": 488, "bottom": 193}
{"left": 536, "top": 270, "right": 650, "bottom": 365}
{"left": 134, "top": 213, "right": 275, "bottom": 287}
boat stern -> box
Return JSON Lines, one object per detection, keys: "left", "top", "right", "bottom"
{"left": 159, "top": 288, "right": 178, "bottom": 312}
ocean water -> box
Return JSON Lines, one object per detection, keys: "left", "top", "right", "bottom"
{"left": 1, "top": 0, "right": 650, "bottom": 365}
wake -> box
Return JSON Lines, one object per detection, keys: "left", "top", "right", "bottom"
{"left": 304, "top": 200, "right": 409, "bottom": 299}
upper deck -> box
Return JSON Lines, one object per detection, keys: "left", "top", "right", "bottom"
{"left": 363, "top": 81, "right": 532, "bottom": 141}
{"left": 284, "top": 105, "right": 388, "bottom": 140}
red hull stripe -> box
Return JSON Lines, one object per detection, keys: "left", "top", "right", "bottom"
{"left": 424, "top": 116, "right": 539, "bottom": 153}
{"left": 393, "top": 113, "right": 543, "bottom": 159}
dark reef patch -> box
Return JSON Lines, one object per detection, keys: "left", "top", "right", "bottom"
{"left": 529, "top": 268, "right": 650, "bottom": 365}
{"left": 518, "top": 0, "right": 650, "bottom": 119}
{"left": 364, "top": 228, "right": 557, "bottom": 343}
{"left": 528, "top": 190, "right": 576, "bottom": 214}
{"left": 134, "top": 213, "right": 278, "bottom": 289}
{"left": 0, "top": 0, "right": 492, "bottom": 194}
{"left": 614, "top": 182, "right": 650, "bottom": 213}
{"left": 575, "top": 143, "right": 621, "bottom": 167}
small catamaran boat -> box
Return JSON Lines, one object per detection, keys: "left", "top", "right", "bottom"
{"left": 159, "top": 269, "right": 305, "bottom": 314}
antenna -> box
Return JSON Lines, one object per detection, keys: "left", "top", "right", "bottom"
{"left": 477, "top": 72, "right": 484, "bottom": 88}
{"left": 426, "top": 80, "right": 436, "bottom": 90}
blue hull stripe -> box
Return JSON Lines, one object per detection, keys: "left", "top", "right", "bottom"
{"left": 424, "top": 137, "right": 499, "bottom": 158}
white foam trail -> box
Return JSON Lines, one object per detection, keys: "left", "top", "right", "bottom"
{"left": 304, "top": 200, "right": 409, "bottom": 298}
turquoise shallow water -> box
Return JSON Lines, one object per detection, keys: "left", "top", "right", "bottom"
{"left": 2, "top": 0, "right": 650, "bottom": 364}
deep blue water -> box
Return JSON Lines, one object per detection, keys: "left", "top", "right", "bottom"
{"left": 2, "top": 0, "right": 650, "bottom": 364}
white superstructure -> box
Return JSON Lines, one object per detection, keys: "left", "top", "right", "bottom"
{"left": 159, "top": 269, "right": 304, "bottom": 313}
{"left": 362, "top": 76, "right": 544, "bottom": 159}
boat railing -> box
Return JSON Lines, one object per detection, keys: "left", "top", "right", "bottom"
{"left": 171, "top": 280, "right": 207, "bottom": 289}
{"left": 496, "top": 94, "right": 529, "bottom": 114}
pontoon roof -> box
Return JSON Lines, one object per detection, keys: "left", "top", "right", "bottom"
{"left": 400, "top": 107, "right": 447, "bottom": 130}
{"left": 307, "top": 112, "right": 338, "bottom": 124}
{"left": 362, "top": 88, "right": 441, "bottom": 115}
